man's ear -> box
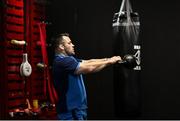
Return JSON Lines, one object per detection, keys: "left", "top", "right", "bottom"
{"left": 59, "top": 44, "right": 64, "bottom": 50}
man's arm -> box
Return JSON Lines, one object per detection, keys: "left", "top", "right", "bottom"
{"left": 74, "top": 56, "right": 121, "bottom": 74}
{"left": 82, "top": 58, "right": 109, "bottom": 64}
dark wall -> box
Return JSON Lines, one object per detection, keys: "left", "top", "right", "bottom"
{"left": 47, "top": 0, "right": 180, "bottom": 119}
{"left": 138, "top": 0, "right": 180, "bottom": 119}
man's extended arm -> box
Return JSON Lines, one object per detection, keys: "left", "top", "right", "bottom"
{"left": 75, "top": 56, "right": 121, "bottom": 74}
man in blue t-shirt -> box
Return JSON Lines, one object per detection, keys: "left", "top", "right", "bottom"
{"left": 52, "top": 33, "right": 121, "bottom": 120}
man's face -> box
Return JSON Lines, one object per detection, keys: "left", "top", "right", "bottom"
{"left": 62, "top": 36, "right": 75, "bottom": 55}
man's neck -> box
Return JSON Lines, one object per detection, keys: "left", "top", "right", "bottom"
{"left": 55, "top": 51, "right": 68, "bottom": 56}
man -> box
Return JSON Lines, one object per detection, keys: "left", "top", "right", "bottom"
{"left": 52, "top": 33, "right": 121, "bottom": 120}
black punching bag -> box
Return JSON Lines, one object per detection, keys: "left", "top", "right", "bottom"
{"left": 112, "top": 0, "right": 141, "bottom": 118}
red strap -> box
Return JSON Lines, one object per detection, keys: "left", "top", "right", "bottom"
{"left": 38, "top": 23, "right": 58, "bottom": 104}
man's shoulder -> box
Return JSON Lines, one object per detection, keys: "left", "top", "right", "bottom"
{"left": 54, "top": 56, "right": 78, "bottom": 65}
{"left": 55, "top": 55, "right": 72, "bottom": 60}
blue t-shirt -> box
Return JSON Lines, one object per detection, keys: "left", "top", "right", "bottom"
{"left": 53, "top": 54, "right": 87, "bottom": 113}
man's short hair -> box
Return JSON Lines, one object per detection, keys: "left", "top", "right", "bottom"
{"left": 53, "top": 33, "right": 69, "bottom": 50}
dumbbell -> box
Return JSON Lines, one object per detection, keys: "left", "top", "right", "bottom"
{"left": 118, "top": 54, "right": 137, "bottom": 69}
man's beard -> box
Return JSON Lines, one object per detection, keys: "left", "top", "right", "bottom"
{"left": 67, "top": 51, "right": 75, "bottom": 56}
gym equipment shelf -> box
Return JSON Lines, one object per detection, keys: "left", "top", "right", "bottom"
{"left": 0, "top": 0, "right": 56, "bottom": 119}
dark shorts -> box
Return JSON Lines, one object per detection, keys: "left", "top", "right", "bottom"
{"left": 57, "top": 108, "right": 87, "bottom": 120}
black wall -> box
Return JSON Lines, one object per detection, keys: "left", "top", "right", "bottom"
{"left": 139, "top": 0, "right": 180, "bottom": 119}
{"left": 47, "top": 0, "right": 180, "bottom": 119}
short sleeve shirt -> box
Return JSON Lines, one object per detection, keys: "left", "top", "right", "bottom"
{"left": 53, "top": 54, "right": 87, "bottom": 113}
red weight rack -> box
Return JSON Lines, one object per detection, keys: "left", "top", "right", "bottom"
{"left": 0, "top": 0, "right": 54, "bottom": 119}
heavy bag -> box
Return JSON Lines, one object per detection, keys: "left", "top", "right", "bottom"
{"left": 112, "top": 0, "right": 141, "bottom": 118}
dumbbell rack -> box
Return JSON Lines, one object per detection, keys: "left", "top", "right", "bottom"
{"left": 0, "top": 0, "right": 51, "bottom": 119}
